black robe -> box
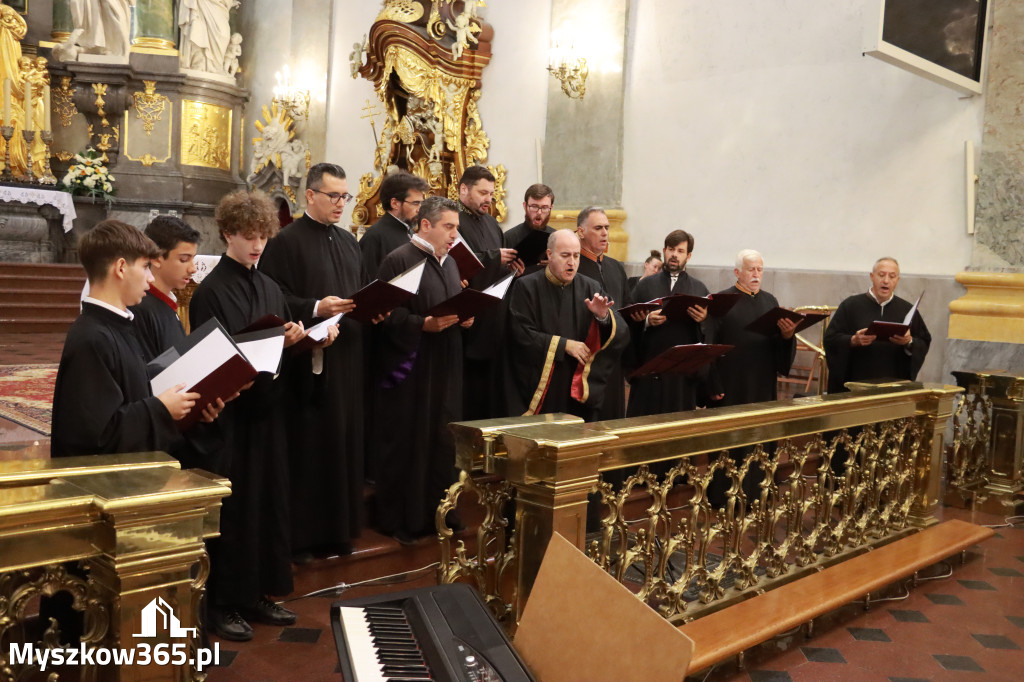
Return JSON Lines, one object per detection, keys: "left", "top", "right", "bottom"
{"left": 51, "top": 302, "right": 179, "bottom": 457}
{"left": 372, "top": 242, "right": 464, "bottom": 536}
{"left": 504, "top": 270, "right": 629, "bottom": 422}
{"left": 189, "top": 255, "right": 293, "bottom": 606}
{"left": 458, "top": 204, "right": 509, "bottom": 419}
{"left": 627, "top": 270, "right": 720, "bottom": 416}
{"left": 823, "top": 292, "right": 931, "bottom": 393}
{"left": 258, "top": 213, "right": 367, "bottom": 552}
{"left": 359, "top": 212, "right": 411, "bottom": 281}
{"left": 708, "top": 286, "right": 796, "bottom": 406}
{"left": 577, "top": 253, "right": 633, "bottom": 420}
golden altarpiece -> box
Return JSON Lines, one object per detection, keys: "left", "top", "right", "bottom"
{"left": 350, "top": 0, "right": 508, "bottom": 232}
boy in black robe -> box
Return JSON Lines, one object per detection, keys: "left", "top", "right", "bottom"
{"left": 457, "top": 166, "right": 524, "bottom": 419}
{"left": 503, "top": 183, "right": 555, "bottom": 277}
{"left": 258, "top": 162, "right": 373, "bottom": 563}
{"left": 824, "top": 257, "right": 931, "bottom": 393}
{"left": 372, "top": 196, "right": 472, "bottom": 545}
{"left": 575, "top": 206, "right": 634, "bottom": 421}
{"left": 359, "top": 170, "right": 427, "bottom": 279}
{"left": 627, "top": 230, "right": 723, "bottom": 417}
{"left": 51, "top": 219, "right": 200, "bottom": 458}
{"left": 189, "top": 190, "right": 314, "bottom": 641}
{"left": 504, "top": 231, "right": 628, "bottom": 421}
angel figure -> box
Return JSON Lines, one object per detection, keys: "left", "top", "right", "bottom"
{"left": 446, "top": 9, "right": 481, "bottom": 60}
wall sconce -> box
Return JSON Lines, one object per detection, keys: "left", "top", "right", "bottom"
{"left": 548, "top": 40, "right": 588, "bottom": 100}
{"left": 272, "top": 65, "right": 310, "bottom": 121}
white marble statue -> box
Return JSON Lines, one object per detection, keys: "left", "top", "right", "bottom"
{"left": 248, "top": 114, "right": 309, "bottom": 192}
{"left": 54, "top": 0, "right": 134, "bottom": 61}
{"left": 178, "top": 0, "right": 240, "bottom": 75}
{"left": 446, "top": 9, "right": 480, "bottom": 61}
{"left": 223, "top": 32, "right": 242, "bottom": 76}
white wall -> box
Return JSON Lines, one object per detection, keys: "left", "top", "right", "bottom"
{"left": 325, "top": 1, "right": 551, "bottom": 226}
{"left": 621, "top": 1, "right": 984, "bottom": 276}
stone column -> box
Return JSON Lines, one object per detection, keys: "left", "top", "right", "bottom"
{"left": 132, "top": 0, "right": 178, "bottom": 50}
{"left": 542, "top": 0, "right": 630, "bottom": 260}
{"left": 52, "top": 0, "right": 72, "bottom": 41}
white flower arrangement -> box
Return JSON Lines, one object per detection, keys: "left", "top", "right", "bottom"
{"left": 61, "top": 148, "right": 115, "bottom": 201}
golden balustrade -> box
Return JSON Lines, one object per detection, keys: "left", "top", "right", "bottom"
{"left": 0, "top": 450, "right": 230, "bottom": 681}
{"left": 947, "top": 370, "right": 1024, "bottom": 515}
{"left": 441, "top": 383, "right": 961, "bottom": 627}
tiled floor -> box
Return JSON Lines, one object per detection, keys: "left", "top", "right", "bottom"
{"left": 0, "top": 333, "right": 66, "bottom": 365}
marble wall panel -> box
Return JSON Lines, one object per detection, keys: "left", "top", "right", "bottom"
{"left": 943, "top": 339, "right": 1024, "bottom": 380}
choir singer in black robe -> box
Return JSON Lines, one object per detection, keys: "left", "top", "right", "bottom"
{"left": 627, "top": 230, "right": 723, "bottom": 418}
{"left": 359, "top": 170, "right": 427, "bottom": 279}
{"left": 575, "top": 206, "right": 633, "bottom": 421}
{"left": 504, "top": 230, "right": 629, "bottom": 422}
{"left": 824, "top": 257, "right": 931, "bottom": 393}
{"left": 458, "top": 166, "right": 524, "bottom": 419}
{"left": 706, "top": 250, "right": 796, "bottom": 505}
{"left": 190, "top": 190, "right": 314, "bottom": 641}
{"left": 258, "top": 162, "right": 372, "bottom": 565}
{"left": 372, "top": 196, "right": 472, "bottom": 545}
{"left": 503, "top": 183, "right": 555, "bottom": 277}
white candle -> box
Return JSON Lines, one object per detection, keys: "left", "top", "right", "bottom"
{"left": 2, "top": 78, "right": 10, "bottom": 126}
{"left": 22, "top": 80, "right": 31, "bottom": 131}
{"left": 43, "top": 85, "right": 50, "bottom": 132}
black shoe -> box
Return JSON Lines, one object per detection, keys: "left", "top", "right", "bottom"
{"left": 244, "top": 597, "right": 297, "bottom": 626}
{"left": 292, "top": 550, "right": 315, "bottom": 566}
{"left": 208, "top": 609, "right": 253, "bottom": 642}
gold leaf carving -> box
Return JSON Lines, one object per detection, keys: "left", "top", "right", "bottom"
{"left": 181, "top": 100, "right": 232, "bottom": 171}
{"left": 54, "top": 76, "right": 77, "bottom": 128}
{"left": 131, "top": 80, "right": 169, "bottom": 136}
{"left": 377, "top": 0, "right": 424, "bottom": 23}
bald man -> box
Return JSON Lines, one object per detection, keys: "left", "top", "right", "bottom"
{"left": 503, "top": 230, "right": 630, "bottom": 421}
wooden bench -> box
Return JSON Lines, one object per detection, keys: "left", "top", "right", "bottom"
{"left": 679, "top": 519, "right": 994, "bottom": 674}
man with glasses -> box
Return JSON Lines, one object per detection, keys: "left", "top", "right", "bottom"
{"left": 503, "top": 183, "right": 555, "bottom": 276}
{"left": 259, "top": 162, "right": 370, "bottom": 565}
{"left": 360, "top": 170, "right": 429, "bottom": 280}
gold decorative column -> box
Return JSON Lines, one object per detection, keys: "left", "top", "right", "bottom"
{"left": 948, "top": 273, "right": 1024, "bottom": 343}
{"left": 548, "top": 208, "right": 628, "bottom": 261}
{"left": 908, "top": 387, "right": 961, "bottom": 527}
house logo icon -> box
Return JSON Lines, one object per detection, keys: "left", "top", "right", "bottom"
{"left": 134, "top": 597, "right": 197, "bottom": 638}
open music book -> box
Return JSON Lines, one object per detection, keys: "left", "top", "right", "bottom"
{"left": 427, "top": 272, "right": 515, "bottom": 322}
{"left": 866, "top": 292, "right": 923, "bottom": 341}
{"left": 745, "top": 307, "right": 828, "bottom": 336}
{"left": 629, "top": 343, "right": 733, "bottom": 378}
{"left": 346, "top": 259, "right": 426, "bottom": 323}
{"left": 448, "top": 236, "right": 484, "bottom": 280}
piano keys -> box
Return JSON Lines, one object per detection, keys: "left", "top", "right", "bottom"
{"left": 331, "top": 583, "right": 534, "bottom": 682}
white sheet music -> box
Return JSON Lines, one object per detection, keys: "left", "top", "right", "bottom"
{"left": 306, "top": 313, "right": 343, "bottom": 343}
{"left": 483, "top": 272, "right": 515, "bottom": 299}
{"left": 902, "top": 292, "right": 924, "bottom": 325}
{"left": 151, "top": 328, "right": 240, "bottom": 396}
{"left": 390, "top": 259, "right": 426, "bottom": 293}
{"left": 237, "top": 335, "right": 285, "bottom": 373}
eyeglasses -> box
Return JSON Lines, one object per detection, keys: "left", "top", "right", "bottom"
{"left": 402, "top": 199, "right": 424, "bottom": 207}
{"left": 527, "top": 204, "right": 552, "bottom": 213}
{"left": 310, "top": 188, "right": 354, "bottom": 205}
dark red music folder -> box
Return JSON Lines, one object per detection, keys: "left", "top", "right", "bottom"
{"left": 745, "top": 308, "right": 828, "bottom": 336}
{"left": 426, "top": 273, "right": 515, "bottom": 322}
{"left": 866, "top": 320, "right": 910, "bottom": 341}
{"left": 629, "top": 343, "right": 733, "bottom": 378}
{"left": 238, "top": 314, "right": 287, "bottom": 334}
{"left": 660, "top": 292, "right": 741, "bottom": 319}
{"left": 618, "top": 299, "right": 662, "bottom": 319}
{"left": 448, "top": 239, "right": 484, "bottom": 280}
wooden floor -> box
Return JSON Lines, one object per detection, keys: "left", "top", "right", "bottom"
{"left": 1, "top": 334, "right": 1022, "bottom": 681}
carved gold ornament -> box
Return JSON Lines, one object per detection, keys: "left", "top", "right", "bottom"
{"left": 251, "top": 103, "right": 297, "bottom": 176}
{"left": 378, "top": 0, "right": 424, "bottom": 23}
{"left": 181, "top": 99, "right": 232, "bottom": 171}
{"left": 91, "top": 83, "right": 109, "bottom": 127}
{"left": 54, "top": 76, "right": 77, "bottom": 128}
{"left": 131, "top": 80, "right": 169, "bottom": 135}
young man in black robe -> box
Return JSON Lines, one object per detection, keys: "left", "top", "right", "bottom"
{"left": 504, "top": 230, "right": 628, "bottom": 422}
{"left": 457, "top": 166, "right": 524, "bottom": 419}
{"left": 359, "top": 170, "right": 428, "bottom": 280}
{"left": 575, "top": 206, "right": 634, "bottom": 421}
{"left": 258, "top": 162, "right": 373, "bottom": 565}
{"left": 706, "top": 250, "right": 797, "bottom": 504}
{"left": 189, "top": 190, "right": 314, "bottom": 641}
{"left": 627, "top": 230, "right": 723, "bottom": 418}
{"left": 372, "top": 196, "right": 472, "bottom": 545}
{"left": 503, "top": 183, "right": 555, "bottom": 277}
{"left": 824, "top": 257, "right": 931, "bottom": 393}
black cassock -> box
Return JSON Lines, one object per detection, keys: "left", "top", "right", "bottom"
{"left": 359, "top": 212, "right": 410, "bottom": 281}
{"left": 577, "top": 254, "right": 632, "bottom": 420}
{"left": 708, "top": 286, "right": 796, "bottom": 406}
{"left": 504, "top": 270, "right": 629, "bottom": 422}
{"left": 458, "top": 205, "right": 508, "bottom": 419}
{"left": 189, "top": 255, "right": 293, "bottom": 607}
{"left": 372, "top": 242, "right": 464, "bottom": 537}
{"left": 51, "top": 302, "right": 179, "bottom": 457}
{"left": 823, "top": 293, "right": 931, "bottom": 393}
{"left": 627, "top": 270, "right": 720, "bottom": 416}
{"left": 258, "top": 214, "right": 366, "bottom": 553}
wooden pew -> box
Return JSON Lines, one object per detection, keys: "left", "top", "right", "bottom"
{"left": 679, "top": 519, "right": 994, "bottom": 674}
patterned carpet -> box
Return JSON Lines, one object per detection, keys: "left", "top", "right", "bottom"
{"left": 0, "top": 364, "right": 57, "bottom": 435}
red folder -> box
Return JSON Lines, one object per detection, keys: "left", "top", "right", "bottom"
{"left": 745, "top": 308, "right": 828, "bottom": 336}
{"left": 178, "top": 354, "right": 257, "bottom": 430}
{"left": 866, "top": 321, "right": 910, "bottom": 341}
{"left": 629, "top": 344, "right": 733, "bottom": 378}
{"left": 660, "top": 293, "right": 740, "bottom": 319}
{"left": 346, "top": 279, "right": 417, "bottom": 323}
{"left": 238, "top": 314, "right": 287, "bottom": 334}
{"left": 618, "top": 299, "right": 662, "bottom": 319}
{"left": 448, "top": 240, "right": 484, "bottom": 280}
{"left": 427, "top": 289, "right": 500, "bottom": 322}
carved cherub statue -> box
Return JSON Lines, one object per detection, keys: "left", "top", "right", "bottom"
{"left": 223, "top": 33, "right": 243, "bottom": 76}
{"left": 446, "top": 9, "right": 481, "bottom": 60}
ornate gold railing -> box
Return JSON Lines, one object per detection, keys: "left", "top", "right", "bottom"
{"left": 0, "top": 449, "right": 230, "bottom": 681}
{"left": 440, "top": 383, "right": 960, "bottom": 626}
{"left": 947, "top": 371, "right": 1024, "bottom": 515}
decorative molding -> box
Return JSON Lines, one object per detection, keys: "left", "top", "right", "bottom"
{"left": 91, "top": 83, "right": 110, "bottom": 127}
{"left": 131, "top": 80, "right": 169, "bottom": 135}
{"left": 53, "top": 76, "right": 77, "bottom": 128}
{"left": 949, "top": 272, "right": 1024, "bottom": 343}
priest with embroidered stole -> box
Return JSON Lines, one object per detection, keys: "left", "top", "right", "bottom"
{"left": 504, "top": 230, "right": 629, "bottom": 422}
{"left": 372, "top": 196, "right": 473, "bottom": 545}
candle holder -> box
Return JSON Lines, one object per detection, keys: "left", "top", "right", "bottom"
{"left": 21, "top": 129, "right": 35, "bottom": 184}
{"left": 39, "top": 131, "right": 57, "bottom": 185}
{"left": 0, "top": 125, "right": 13, "bottom": 182}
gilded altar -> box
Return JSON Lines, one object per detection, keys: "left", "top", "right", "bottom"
{"left": 351, "top": 0, "right": 507, "bottom": 231}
